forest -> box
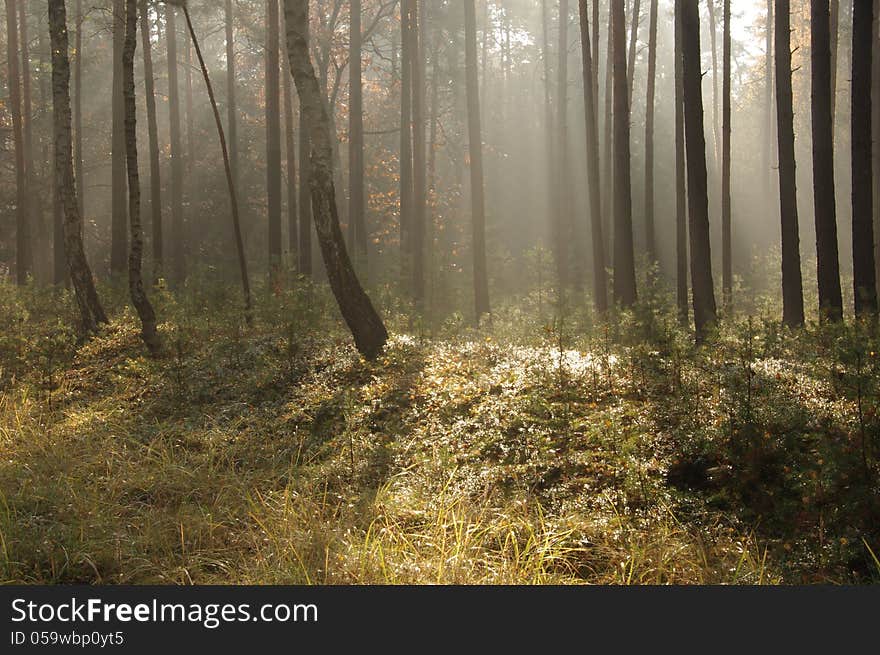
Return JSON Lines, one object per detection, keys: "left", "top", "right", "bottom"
{"left": 0, "top": 0, "right": 878, "bottom": 585}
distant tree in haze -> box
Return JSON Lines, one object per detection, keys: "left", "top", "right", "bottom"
{"left": 166, "top": 4, "right": 185, "bottom": 284}
{"left": 674, "top": 0, "right": 688, "bottom": 324}
{"left": 721, "top": 0, "right": 731, "bottom": 304}
{"left": 267, "top": 0, "right": 283, "bottom": 286}
{"left": 681, "top": 0, "right": 717, "bottom": 340}
{"left": 850, "top": 0, "right": 877, "bottom": 315}
{"left": 48, "top": 0, "right": 108, "bottom": 332}
{"left": 775, "top": 0, "right": 805, "bottom": 327}
{"left": 111, "top": 0, "right": 128, "bottom": 276}
{"left": 810, "top": 0, "right": 843, "bottom": 321}
{"left": 141, "top": 2, "right": 163, "bottom": 283}
{"left": 644, "top": 0, "right": 658, "bottom": 263}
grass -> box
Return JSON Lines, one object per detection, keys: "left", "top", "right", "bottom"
{"left": 0, "top": 276, "right": 877, "bottom": 584}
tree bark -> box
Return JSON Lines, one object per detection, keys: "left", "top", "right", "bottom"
{"left": 141, "top": 1, "right": 163, "bottom": 283}
{"left": 6, "top": 0, "right": 31, "bottom": 284}
{"left": 578, "top": 0, "right": 608, "bottom": 313}
{"left": 48, "top": 0, "right": 108, "bottom": 332}
{"left": 674, "top": 0, "right": 688, "bottom": 324}
{"left": 721, "top": 0, "right": 731, "bottom": 304}
{"left": 851, "top": 0, "right": 877, "bottom": 315}
{"left": 612, "top": 0, "right": 636, "bottom": 308}
{"left": 644, "top": 0, "right": 658, "bottom": 263}
{"left": 282, "top": 0, "right": 388, "bottom": 359}
{"left": 829, "top": 0, "right": 839, "bottom": 128}
{"left": 681, "top": 0, "right": 717, "bottom": 340}
{"left": 267, "top": 0, "right": 283, "bottom": 285}
{"left": 464, "top": 0, "right": 491, "bottom": 322}
{"left": 111, "top": 0, "right": 128, "bottom": 276}
{"left": 166, "top": 5, "right": 185, "bottom": 283}
{"left": 873, "top": 0, "right": 880, "bottom": 295}
{"left": 179, "top": 4, "right": 253, "bottom": 321}
{"left": 775, "top": 0, "right": 805, "bottom": 327}
{"left": 810, "top": 0, "right": 843, "bottom": 321}
{"left": 122, "top": 0, "right": 161, "bottom": 354}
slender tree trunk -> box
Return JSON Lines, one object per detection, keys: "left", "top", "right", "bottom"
{"left": 464, "top": 0, "right": 491, "bottom": 322}
{"left": 612, "top": 0, "right": 636, "bottom": 307}
{"left": 19, "top": 0, "right": 36, "bottom": 267}
{"left": 225, "top": 0, "right": 238, "bottom": 199}
{"left": 122, "top": 0, "right": 161, "bottom": 354}
{"left": 542, "top": 0, "right": 555, "bottom": 253}
{"left": 775, "top": 0, "right": 804, "bottom": 327}
{"left": 644, "top": 0, "right": 658, "bottom": 263}
{"left": 400, "top": 1, "right": 413, "bottom": 286}
{"left": 111, "top": 0, "right": 128, "bottom": 275}
{"left": 626, "top": 0, "right": 641, "bottom": 100}
{"left": 810, "top": 0, "right": 843, "bottom": 321}
{"left": 74, "top": 0, "right": 84, "bottom": 218}
{"left": 674, "top": 0, "right": 688, "bottom": 323}
{"left": 281, "top": 6, "right": 298, "bottom": 265}
{"left": 556, "top": 0, "right": 572, "bottom": 292}
{"left": 706, "top": 0, "right": 720, "bottom": 170}
{"left": 721, "top": 0, "right": 731, "bottom": 304}
{"left": 48, "top": 0, "right": 108, "bottom": 332}
{"left": 6, "top": 0, "right": 31, "bottom": 284}
{"left": 179, "top": 5, "right": 253, "bottom": 321}
{"left": 141, "top": 1, "right": 163, "bottom": 282}
{"left": 578, "top": 0, "right": 608, "bottom": 313}
{"left": 283, "top": 0, "right": 388, "bottom": 358}
{"left": 601, "top": 6, "right": 613, "bottom": 256}
{"left": 763, "top": 0, "right": 773, "bottom": 207}
{"left": 682, "top": 0, "right": 717, "bottom": 340}
{"left": 412, "top": 0, "right": 427, "bottom": 308}
{"left": 166, "top": 5, "right": 185, "bottom": 283}
{"left": 591, "top": 0, "right": 599, "bottom": 109}
{"left": 851, "top": 0, "right": 877, "bottom": 315}
{"left": 267, "top": 0, "right": 283, "bottom": 285}
{"left": 873, "top": 0, "right": 880, "bottom": 295}
{"left": 348, "top": 0, "right": 366, "bottom": 259}
{"left": 184, "top": 25, "right": 195, "bottom": 171}
{"left": 829, "top": 0, "right": 839, "bottom": 128}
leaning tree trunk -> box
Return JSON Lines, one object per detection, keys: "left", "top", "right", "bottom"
{"left": 578, "top": 0, "right": 608, "bottom": 313}
{"left": 681, "top": 0, "right": 717, "bottom": 341}
{"left": 775, "top": 0, "right": 805, "bottom": 328}
{"left": 644, "top": 0, "right": 658, "bottom": 263}
{"left": 141, "top": 1, "right": 163, "bottom": 282}
{"left": 612, "top": 0, "right": 637, "bottom": 308}
{"left": 810, "top": 0, "right": 843, "bottom": 321}
{"left": 111, "top": 0, "right": 128, "bottom": 276}
{"left": 464, "top": 0, "right": 491, "bottom": 323}
{"left": 48, "top": 0, "right": 108, "bottom": 332}
{"left": 674, "top": 0, "right": 688, "bottom": 324}
{"left": 6, "top": 0, "right": 31, "bottom": 284}
{"left": 122, "top": 0, "right": 161, "bottom": 354}
{"left": 174, "top": 1, "right": 253, "bottom": 321}
{"left": 721, "top": 0, "right": 731, "bottom": 305}
{"left": 282, "top": 0, "right": 388, "bottom": 359}
{"left": 851, "top": 0, "right": 877, "bottom": 315}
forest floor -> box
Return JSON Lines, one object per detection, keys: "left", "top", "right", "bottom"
{"left": 0, "top": 280, "right": 878, "bottom": 584}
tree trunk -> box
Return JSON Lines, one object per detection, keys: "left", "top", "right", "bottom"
{"left": 721, "top": 0, "right": 731, "bottom": 304}
{"left": 464, "top": 0, "right": 491, "bottom": 322}
{"left": 111, "top": 0, "right": 128, "bottom": 276}
{"left": 873, "top": 0, "right": 880, "bottom": 295}
{"left": 399, "top": 0, "right": 413, "bottom": 287}
{"left": 644, "top": 0, "right": 658, "bottom": 263}
{"left": 706, "top": 0, "right": 720, "bottom": 170}
{"left": 541, "top": 0, "right": 555, "bottom": 256}
{"left": 412, "top": 0, "right": 427, "bottom": 309}
{"left": 166, "top": 5, "right": 185, "bottom": 283}
{"left": 681, "top": 0, "right": 717, "bottom": 341}
{"left": 674, "top": 0, "right": 688, "bottom": 323}
{"left": 829, "top": 0, "right": 839, "bottom": 128}
{"left": 626, "top": 0, "right": 641, "bottom": 100}
{"left": 851, "top": 0, "right": 877, "bottom": 315}
{"left": 267, "top": 0, "right": 283, "bottom": 285}
{"left": 601, "top": 6, "right": 613, "bottom": 256}
{"left": 19, "top": 0, "right": 36, "bottom": 271}
{"left": 74, "top": 0, "right": 84, "bottom": 218}
{"left": 281, "top": 6, "right": 298, "bottom": 265}
{"left": 282, "top": 0, "right": 388, "bottom": 359}
{"left": 141, "top": 1, "right": 163, "bottom": 283}
{"left": 122, "top": 0, "right": 161, "bottom": 354}
{"left": 179, "top": 5, "right": 253, "bottom": 321}
{"left": 810, "top": 0, "right": 843, "bottom": 321}
{"left": 775, "top": 0, "right": 805, "bottom": 327}
{"left": 348, "top": 0, "right": 366, "bottom": 260}
{"left": 578, "top": 0, "right": 608, "bottom": 313}
{"left": 6, "top": 0, "right": 31, "bottom": 284}
{"left": 48, "top": 0, "right": 108, "bottom": 332}
{"left": 763, "top": 0, "right": 773, "bottom": 209}
{"left": 591, "top": 0, "right": 599, "bottom": 110}
{"left": 612, "top": 0, "right": 636, "bottom": 308}
{"left": 556, "top": 0, "right": 572, "bottom": 292}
